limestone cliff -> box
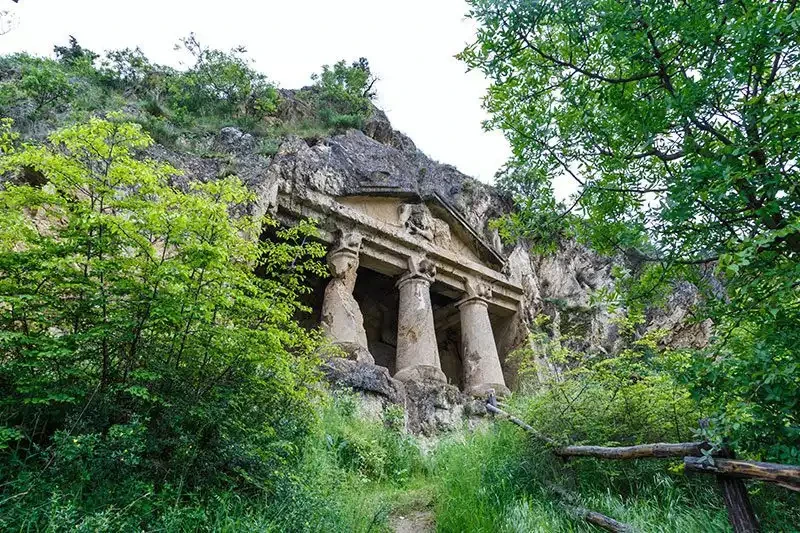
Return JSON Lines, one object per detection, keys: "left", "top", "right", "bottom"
{"left": 146, "top": 101, "right": 706, "bottom": 385}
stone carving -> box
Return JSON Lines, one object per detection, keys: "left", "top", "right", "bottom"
{"left": 403, "top": 254, "right": 437, "bottom": 283}
{"left": 432, "top": 218, "right": 453, "bottom": 249}
{"left": 330, "top": 228, "right": 363, "bottom": 256}
{"left": 491, "top": 229, "right": 503, "bottom": 255}
{"left": 463, "top": 278, "right": 493, "bottom": 301}
{"left": 394, "top": 255, "right": 446, "bottom": 383}
{"left": 320, "top": 230, "right": 374, "bottom": 364}
{"left": 398, "top": 202, "right": 435, "bottom": 242}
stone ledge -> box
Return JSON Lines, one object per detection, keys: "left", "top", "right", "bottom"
{"left": 322, "top": 357, "right": 406, "bottom": 404}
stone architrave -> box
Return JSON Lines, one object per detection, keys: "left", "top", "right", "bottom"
{"left": 394, "top": 256, "right": 446, "bottom": 383}
{"left": 320, "top": 230, "right": 374, "bottom": 364}
{"left": 457, "top": 278, "right": 510, "bottom": 396}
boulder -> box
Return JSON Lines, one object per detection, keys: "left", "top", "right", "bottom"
{"left": 322, "top": 357, "right": 406, "bottom": 405}
{"left": 216, "top": 127, "right": 256, "bottom": 154}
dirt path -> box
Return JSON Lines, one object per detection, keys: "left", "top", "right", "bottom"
{"left": 389, "top": 509, "right": 435, "bottom": 533}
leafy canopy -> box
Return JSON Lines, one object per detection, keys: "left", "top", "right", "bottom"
{"left": 0, "top": 117, "right": 326, "bottom": 519}
{"left": 463, "top": 0, "right": 800, "bottom": 461}
{"left": 171, "top": 33, "right": 280, "bottom": 119}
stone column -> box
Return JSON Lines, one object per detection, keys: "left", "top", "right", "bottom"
{"left": 457, "top": 278, "right": 510, "bottom": 396}
{"left": 320, "top": 230, "right": 374, "bottom": 364}
{"left": 394, "top": 256, "right": 446, "bottom": 383}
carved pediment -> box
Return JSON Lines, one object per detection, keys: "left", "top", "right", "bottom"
{"left": 337, "top": 193, "right": 505, "bottom": 270}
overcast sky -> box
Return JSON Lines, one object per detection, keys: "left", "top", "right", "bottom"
{"left": 1, "top": 0, "right": 517, "bottom": 184}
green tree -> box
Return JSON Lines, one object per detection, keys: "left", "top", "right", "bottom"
{"left": 16, "top": 59, "right": 74, "bottom": 114}
{"left": 0, "top": 116, "right": 327, "bottom": 520}
{"left": 462, "top": 0, "right": 800, "bottom": 461}
{"left": 54, "top": 35, "right": 99, "bottom": 66}
{"left": 309, "top": 58, "right": 377, "bottom": 129}
{"left": 171, "top": 33, "right": 280, "bottom": 119}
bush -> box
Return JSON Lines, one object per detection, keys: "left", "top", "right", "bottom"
{"left": 100, "top": 47, "right": 176, "bottom": 103}
{"left": 53, "top": 35, "right": 99, "bottom": 67}
{"left": 311, "top": 58, "right": 375, "bottom": 116}
{"left": 17, "top": 59, "right": 74, "bottom": 114}
{"left": 299, "top": 58, "right": 377, "bottom": 132}
{"left": 168, "top": 34, "right": 280, "bottom": 120}
{"left": 322, "top": 391, "right": 424, "bottom": 484}
{"left": 319, "top": 107, "right": 365, "bottom": 130}
{"left": 0, "top": 117, "right": 327, "bottom": 527}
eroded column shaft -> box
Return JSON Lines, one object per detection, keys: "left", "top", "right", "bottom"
{"left": 320, "top": 230, "right": 373, "bottom": 363}
{"left": 394, "top": 257, "right": 445, "bottom": 383}
{"left": 458, "top": 280, "right": 509, "bottom": 396}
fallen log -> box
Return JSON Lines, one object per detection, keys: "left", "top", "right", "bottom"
{"left": 684, "top": 457, "right": 800, "bottom": 492}
{"left": 556, "top": 442, "right": 709, "bottom": 460}
{"left": 566, "top": 505, "right": 638, "bottom": 533}
{"left": 547, "top": 485, "right": 638, "bottom": 533}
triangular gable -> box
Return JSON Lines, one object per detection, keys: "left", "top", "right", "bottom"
{"left": 336, "top": 192, "right": 505, "bottom": 270}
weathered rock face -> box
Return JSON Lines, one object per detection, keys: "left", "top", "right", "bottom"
{"left": 323, "top": 358, "right": 488, "bottom": 435}
{"left": 532, "top": 241, "right": 623, "bottom": 355}
{"left": 645, "top": 281, "right": 713, "bottom": 349}
{"left": 144, "top": 103, "right": 706, "bottom": 434}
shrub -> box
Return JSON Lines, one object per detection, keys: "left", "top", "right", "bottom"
{"left": 100, "top": 47, "right": 176, "bottom": 103}
{"left": 0, "top": 117, "right": 327, "bottom": 527}
{"left": 301, "top": 58, "right": 377, "bottom": 131}
{"left": 311, "top": 58, "right": 375, "bottom": 116}
{"left": 319, "top": 107, "right": 364, "bottom": 130}
{"left": 17, "top": 59, "right": 74, "bottom": 114}
{"left": 169, "top": 34, "right": 280, "bottom": 120}
{"left": 53, "top": 35, "right": 99, "bottom": 67}
{"left": 322, "top": 391, "right": 424, "bottom": 484}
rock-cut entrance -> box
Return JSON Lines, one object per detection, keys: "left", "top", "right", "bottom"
{"left": 276, "top": 187, "right": 525, "bottom": 397}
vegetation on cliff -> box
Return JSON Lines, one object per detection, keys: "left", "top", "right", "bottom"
{"left": 0, "top": 35, "right": 377, "bottom": 154}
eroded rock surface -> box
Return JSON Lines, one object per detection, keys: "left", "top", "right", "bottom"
{"left": 142, "top": 103, "right": 708, "bottom": 434}
{"left": 323, "top": 358, "right": 488, "bottom": 435}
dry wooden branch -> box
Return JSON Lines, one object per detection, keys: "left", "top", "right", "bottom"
{"left": 684, "top": 457, "right": 800, "bottom": 492}
{"left": 485, "top": 403, "right": 561, "bottom": 447}
{"left": 566, "top": 505, "right": 638, "bottom": 533}
{"left": 547, "top": 485, "right": 638, "bottom": 533}
{"left": 556, "top": 442, "right": 709, "bottom": 460}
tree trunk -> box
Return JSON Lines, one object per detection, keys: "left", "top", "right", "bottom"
{"left": 555, "top": 442, "right": 709, "bottom": 460}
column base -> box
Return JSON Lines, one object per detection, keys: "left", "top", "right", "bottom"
{"left": 467, "top": 383, "right": 511, "bottom": 398}
{"left": 394, "top": 365, "right": 447, "bottom": 383}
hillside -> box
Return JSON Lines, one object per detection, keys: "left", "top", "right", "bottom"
{"left": 0, "top": 36, "right": 798, "bottom": 532}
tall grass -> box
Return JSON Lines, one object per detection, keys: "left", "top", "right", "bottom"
{"left": 430, "top": 415, "right": 798, "bottom": 532}
{"left": 4, "top": 389, "right": 796, "bottom": 531}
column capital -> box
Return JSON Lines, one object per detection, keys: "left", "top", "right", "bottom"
{"left": 329, "top": 229, "right": 363, "bottom": 256}
{"left": 397, "top": 255, "right": 437, "bottom": 288}
{"left": 457, "top": 277, "right": 493, "bottom": 308}
{"left": 321, "top": 229, "right": 372, "bottom": 364}
{"left": 327, "top": 229, "right": 362, "bottom": 278}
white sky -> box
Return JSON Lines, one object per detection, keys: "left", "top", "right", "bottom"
{"left": 1, "top": 0, "right": 516, "bottom": 185}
